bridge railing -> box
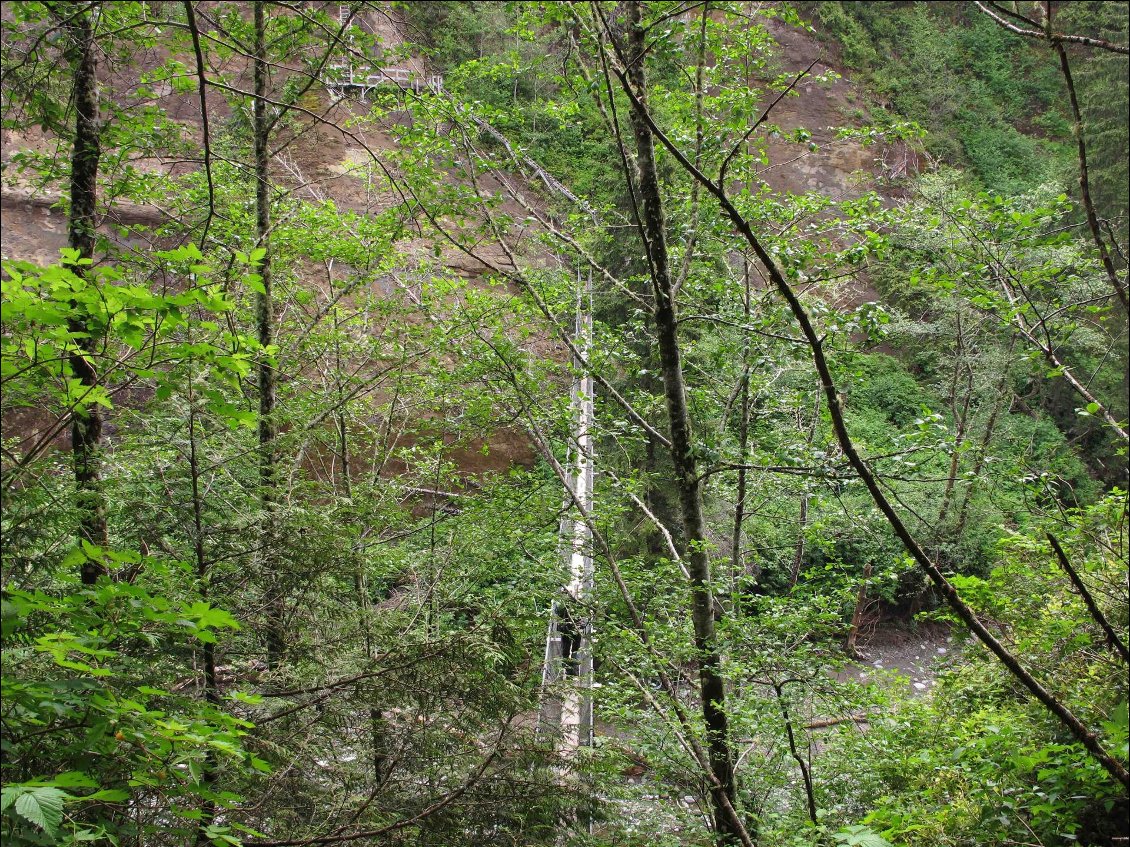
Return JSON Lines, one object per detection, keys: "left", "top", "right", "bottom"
{"left": 325, "top": 61, "right": 443, "bottom": 95}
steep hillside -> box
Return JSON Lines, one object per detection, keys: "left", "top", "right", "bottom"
{"left": 2, "top": 4, "right": 1127, "bottom": 847}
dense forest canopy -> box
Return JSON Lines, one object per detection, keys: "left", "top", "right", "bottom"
{"left": 1, "top": 2, "right": 1127, "bottom": 846}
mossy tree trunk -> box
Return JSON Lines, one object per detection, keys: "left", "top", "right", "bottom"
{"left": 65, "top": 4, "right": 107, "bottom": 584}
{"left": 620, "top": 3, "right": 741, "bottom": 841}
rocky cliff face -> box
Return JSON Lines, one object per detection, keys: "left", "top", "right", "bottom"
{"left": 763, "top": 16, "right": 919, "bottom": 196}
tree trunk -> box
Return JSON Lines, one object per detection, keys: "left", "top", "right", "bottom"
{"left": 773, "top": 682, "right": 817, "bottom": 828}
{"left": 188, "top": 375, "right": 219, "bottom": 846}
{"left": 936, "top": 363, "right": 973, "bottom": 530}
{"left": 66, "top": 5, "right": 107, "bottom": 584}
{"left": 788, "top": 494, "right": 809, "bottom": 589}
{"left": 332, "top": 304, "right": 386, "bottom": 784}
{"left": 844, "top": 562, "right": 873, "bottom": 660}
{"left": 253, "top": 1, "right": 283, "bottom": 669}
{"left": 953, "top": 340, "right": 1015, "bottom": 538}
{"left": 621, "top": 4, "right": 740, "bottom": 840}
{"left": 730, "top": 258, "right": 752, "bottom": 598}
{"left": 1049, "top": 12, "right": 1128, "bottom": 313}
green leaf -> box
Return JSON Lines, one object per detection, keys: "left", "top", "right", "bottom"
{"left": 185, "top": 602, "right": 240, "bottom": 632}
{"left": 834, "top": 825, "right": 893, "bottom": 847}
{"left": 44, "top": 771, "right": 97, "bottom": 789}
{"left": 13, "top": 786, "right": 67, "bottom": 835}
{"left": 70, "top": 827, "right": 113, "bottom": 842}
{"left": 244, "top": 273, "right": 266, "bottom": 295}
{"left": 84, "top": 788, "right": 129, "bottom": 802}
{"left": 249, "top": 756, "right": 271, "bottom": 773}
